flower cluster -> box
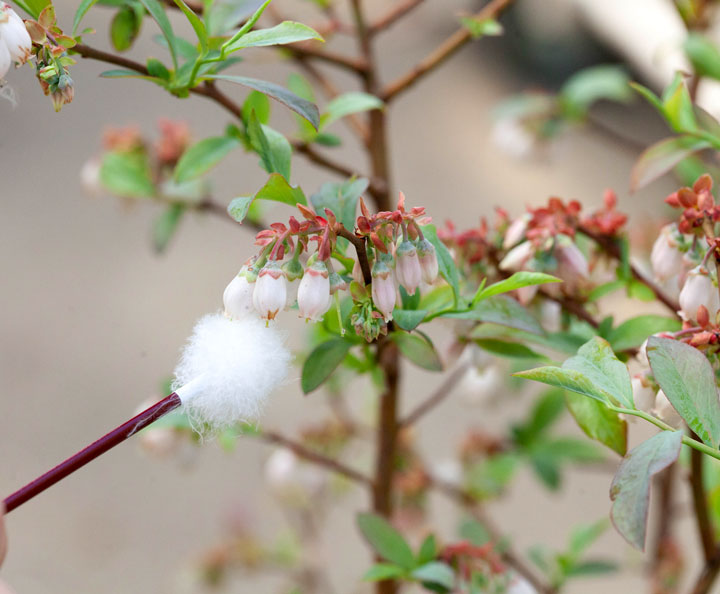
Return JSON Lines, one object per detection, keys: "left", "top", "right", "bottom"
{"left": 441, "top": 192, "right": 627, "bottom": 306}
{"left": 648, "top": 174, "right": 720, "bottom": 324}
{"left": 223, "top": 194, "right": 439, "bottom": 341}
{"left": 0, "top": 3, "right": 31, "bottom": 80}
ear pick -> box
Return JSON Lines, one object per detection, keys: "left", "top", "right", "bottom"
{"left": 3, "top": 308, "right": 291, "bottom": 513}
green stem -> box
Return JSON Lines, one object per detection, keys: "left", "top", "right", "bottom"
{"left": 610, "top": 406, "right": 720, "bottom": 461}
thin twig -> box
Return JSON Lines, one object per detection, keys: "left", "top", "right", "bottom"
{"left": 283, "top": 44, "right": 369, "bottom": 74}
{"left": 369, "top": 0, "right": 425, "bottom": 35}
{"left": 72, "top": 45, "right": 372, "bottom": 188}
{"left": 577, "top": 225, "right": 681, "bottom": 315}
{"left": 400, "top": 361, "right": 470, "bottom": 427}
{"left": 260, "top": 429, "right": 373, "bottom": 487}
{"left": 690, "top": 446, "right": 716, "bottom": 561}
{"left": 431, "top": 478, "right": 556, "bottom": 594}
{"left": 336, "top": 226, "right": 372, "bottom": 284}
{"left": 381, "top": 0, "right": 515, "bottom": 102}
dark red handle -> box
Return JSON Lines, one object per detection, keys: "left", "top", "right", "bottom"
{"left": 3, "top": 392, "right": 182, "bottom": 513}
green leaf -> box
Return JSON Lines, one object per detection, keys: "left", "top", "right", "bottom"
{"left": 99, "top": 151, "right": 155, "bottom": 198}
{"left": 205, "top": 0, "right": 265, "bottom": 36}
{"left": 242, "top": 90, "right": 271, "bottom": 125}
{"left": 513, "top": 336, "right": 634, "bottom": 408}
{"left": 363, "top": 563, "right": 407, "bottom": 582}
{"left": 301, "top": 338, "right": 352, "bottom": 393}
{"left": 99, "top": 69, "right": 160, "bottom": 82}
{"left": 393, "top": 309, "right": 428, "bottom": 332}
{"left": 228, "top": 174, "right": 307, "bottom": 224}
{"left": 72, "top": 0, "right": 99, "bottom": 35}
{"left": 110, "top": 6, "right": 142, "bottom": 51}
{"left": 153, "top": 203, "right": 185, "bottom": 253}
{"left": 459, "top": 16, "right": 503, "bottom": 38}
{"left": 569, "top": 519, "right": 610, "bottom": 556}
{"left": 247, "top": 113, "right": 292, "bottom": 179}
{"left": 174, "top": 135, "right": 241, "bottom": 183}
{"left": 566, "top": 392, "right": 627, "bottom": 455}
{"left": 466, "top": 453, "right": 518, "bottom": 498}
{"left": 630, "top": 135, "right": 711, "bottom": 191}
{"left": 411, "top": 562, "right": 455, "bottom": 589}
{"left": 444, "top": 295, "right": 544, "bottom": 335}
{"left": 517, "top": 389, "right": 566, "bottom": 443}
{"left": 320, "top": 92, "right": 384, "bottom": 129}
{"left": 12, "top": 0, "right": 51, "bottom": 19}
{"left": 224, "top": 21, "right": 323, "bottom": 52}
{"left": 610, "top": 430, "right": 683, "bottom": 550}
{"left": 607, "top": 315, "right": 681, "bottom": 352}
{"left": 391, "top": 332, "right": 443, "bottom": 372}
{"left": 357, "top": 513, "right": 416, "bottom": 570}
{"left": 255, "top": 173, "right": 306, "bottom": 205}
{"left": 647, "top": 336, "right": 720, "bottom": 447}
{"left": 562, "top": 337, "right": 633, "bottom": 408}
{"left": 458, "top": 519, "right": 491, "bottom": 545}
{"left": 663, "top": 76, "right": 698, "bottom": 133}
{"left": 565, "top": 560, "right": 618, "bottom": 577}
{"left": 138, "top": 0, "right": 178, "bottom": 70}
{"left": 207, "top": 74, "right": 320, "bottom": 129}
{"left": 685, "top": 33, "right": 720, "bottom": 81}
{"left": 474, "top": 339, "right": 548, "bottom": 361}
{"left": 559, "top": 65, "right": 632, "bottom": 120}
{"left": 310, "top": 177, "right": 368, "bottom": 232}
{"left": 515, "top": 365, "right": 615, "bottom": 405}
{"left": 473, "top": 271, "right": 561, "bottom": 303}
{"left": 227, "top": 196, "right": 253, "bottom": 223}
{"left": 421, "top": 224, "right": 460, "bottom": 306}
{"left": 171, "top": 0, "right": 208, "bottom": 53}
{"left": 417, "top": 534, "right": 437, "bottom": 565}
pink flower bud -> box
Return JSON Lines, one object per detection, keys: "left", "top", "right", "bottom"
{"left": 0, "top": 5, "right": 31, "bottom": 66}
{"left": 679, "top": 265, "right": 720, "bottom": 322}
{"left": 297, "top": 260, "right": 331, "bottom": 321}
{"left": 223, "top": 269, "right": 255, "bottom": 320}
{"left": 371, "top": 260, "right": 396, "bottom": 321}
{"left": 503, "top": 215, "right": 529, "bottom": 249}
{"left": 631, "top": 375, "right": 656, "bottom": 413}
{"left": 253, "top": 261, "right": 286, "bottom": 320}
{"left": 417, "top": 238, "right": 439, "bottom": 284}
{"left": 395, "top": 240, "right": 422, "bottom": 295}
{"left": 554, "top": 236, "right": 589, "bottom": 288}
{"left": 651, "top": 224, "right": 685, "bottom": 282}
{"left": 499, "top": 240, "right": 534, "bottom": 271}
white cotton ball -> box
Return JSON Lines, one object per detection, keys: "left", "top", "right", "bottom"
{"left": 172, "top": 313, "right": 291, "bottom": 432}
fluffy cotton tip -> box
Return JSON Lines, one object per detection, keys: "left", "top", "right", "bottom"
{"left": 172, "top": 313, "right": 291, "bottom": 432}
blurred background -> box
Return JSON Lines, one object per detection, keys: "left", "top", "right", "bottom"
{"left": 0, "top": 0, "right": 705, "bottom": 592}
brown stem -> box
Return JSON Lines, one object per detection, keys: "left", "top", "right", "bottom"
{"left": 690, "top": 445, "right": 716, "bottom": 561}
{"left": 400, "top": 361, "right": 470, "bottom": 427}
{"left": 350, "top": 0, "right": 393, "bottom": 212}
{"left": 431, "top": 478, "right": 556, "bottom": 594}
{"left": 336, "top": 226, "right": 372, "bottom": 284}
{"left": 369, "top": 0, "right": 425, "bottom": 35}
{"left": 381, "top": 0, "right": 515, "bottom": 102}
{"left": 283, "top": 44, "right": 369, "bottom": 74}
{"left": 372, "top": 337, "right": 400, "bottom": 518}
{"left": 689, "top": 552, "right": 720, "bottom": 594}
{"left": 652, "top": 464, "right": 676, "bottom": 570}
{"left": 260, "top": 430, "right": 373, "bottom": 487}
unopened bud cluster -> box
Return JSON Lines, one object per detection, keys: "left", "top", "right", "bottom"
{"left": 221, "top": 194, "right": 440, "bottom": 341}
